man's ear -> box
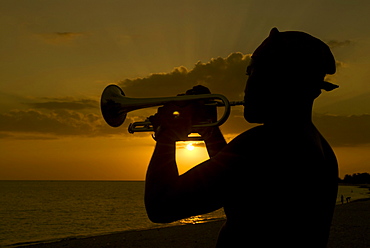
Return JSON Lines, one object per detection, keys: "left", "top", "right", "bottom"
{"left": 269, "top": 27, "right": 279, "bottom": 37}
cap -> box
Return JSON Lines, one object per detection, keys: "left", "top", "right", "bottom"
{"left": 252, "top": 28, "right": 338, "bottom": 91}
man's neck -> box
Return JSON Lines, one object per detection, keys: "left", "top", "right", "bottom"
{"left": 264, "top": 101, "right": 314, "bottom": 127}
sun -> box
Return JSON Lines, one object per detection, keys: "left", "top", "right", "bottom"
{"left": 186, "top": 143, "right": 195, "bottom": 151}
{"left": 176, "top": 141, "right": 209, "bottom": 174}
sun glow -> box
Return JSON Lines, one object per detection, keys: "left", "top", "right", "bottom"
{"left": 176, "top": 141, "right": 209, "bottom": 174}
{"left": 186, "top": 143, "right": 195, "bottom": 151}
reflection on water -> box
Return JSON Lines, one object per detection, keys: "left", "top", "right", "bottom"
{"left": 180, "top": 215, "right": 207, "bottom": 225}
{"left": 178, "top": 208, "right": 226, "bottom": 225}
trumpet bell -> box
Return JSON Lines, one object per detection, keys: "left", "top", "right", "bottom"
{"left": 101, "top": 85, "right": 127, "bottom": 127}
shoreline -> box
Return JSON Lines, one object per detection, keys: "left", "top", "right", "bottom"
{"left": 13, "top": 220, "right": 225, "bottom": 248}
{"left": 9, "top": 218, "right": 227, "bottom": 248}
{"left": 12, "top": 198, "right": 370, "bottom": 248}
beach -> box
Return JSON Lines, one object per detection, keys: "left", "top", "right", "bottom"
{"left": 19, "top": 198, "right": 370, "bottom": 248}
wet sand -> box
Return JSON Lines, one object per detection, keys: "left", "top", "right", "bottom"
{"left": 20, "top": 199, "right": 370, "bottom": 248}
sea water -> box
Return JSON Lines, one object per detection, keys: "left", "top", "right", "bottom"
{"left": 0, "top": 181, "right": 368, "bottom": 247}
{"left": 0, "top": 181, "right": 224, "bottom": 247}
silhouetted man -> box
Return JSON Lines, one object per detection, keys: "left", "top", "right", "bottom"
{"left": 145, "top": 28, "right": 338, "bottom": 247}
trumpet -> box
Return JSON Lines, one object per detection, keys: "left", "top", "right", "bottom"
{"left": 100, "top": 84, "right": 244, "bottom": 135}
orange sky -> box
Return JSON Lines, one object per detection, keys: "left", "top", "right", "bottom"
{"left": 1, "top": 0, "right": 370, "bottom": 180}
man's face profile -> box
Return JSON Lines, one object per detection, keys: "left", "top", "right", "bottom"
{"left": 243, "top": 58, "right": 278, "bottom": 124}
{"left": 242, "top": 28, "right": 337, "bottom": 124}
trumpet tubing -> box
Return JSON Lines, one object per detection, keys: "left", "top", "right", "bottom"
{"left": 100, "top": 84, "right": 244, "bottom": 134}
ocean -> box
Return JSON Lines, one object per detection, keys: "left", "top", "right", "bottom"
{"left": 0, "top": 181, "right": 368, "bottom": 247}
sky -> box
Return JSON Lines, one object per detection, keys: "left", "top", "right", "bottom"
{"left": 1, "top": 0, "right": 370, "bottom": 180}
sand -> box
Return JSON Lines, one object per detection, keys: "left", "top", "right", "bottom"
{"left": 18, "top": 199, "right": 370, "bottom": 248}
{"left": 327, "top": 198, "right": 370, "bottom": 248}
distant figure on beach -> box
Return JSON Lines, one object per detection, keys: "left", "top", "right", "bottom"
{"left": 346, "top": 197, "right": 351, "bottom": 203}
{"left": 341, "top": 195, "right": 344, "bottom": 204}
{"left": 145, "top": 28, "right": 339, "bottom": 247}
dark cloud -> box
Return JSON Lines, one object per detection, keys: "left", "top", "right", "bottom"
{"left": 326, "top": 40, "right": 352, "bottom": 49}
{"left": 26, "top": 98, "right": 98, "bottom": 110}
{"left": 119, "top": 52, "right": 250, "bottom": 101}
{"left": 176, "top": 141, "right": 206, "bottom": 150}
{"left": 0, "top": 109, "right": 119, "bottom": 139}
{"left": 0, "top": 103, "right": 152, "bottom": 139}
{"left": 315, "top": 92, "right": 370, "bottom": 116}
{"left": 314, "top": 113, "right": 370, "bottom": 146}
{"left": 36, "top": 32, "right": 86, "bottom": 45}
{"left": 55, "top": 32, "right": 84, "bottom": 37}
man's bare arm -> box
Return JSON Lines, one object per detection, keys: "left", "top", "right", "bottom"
{"left": 145, "top": 143, "right": 227, "bottom": 223}
{"left": 200, "top": 126, "right": 227, "bottom": 158}
{"left": 144, "top": 105, "right": 227, "bottom": 223}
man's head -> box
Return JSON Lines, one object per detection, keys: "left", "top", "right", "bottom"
{"left": 244, "top": 28, "right": 338, "bottom": 124}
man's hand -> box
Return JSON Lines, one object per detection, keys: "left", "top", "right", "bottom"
{"left": 148, "top": 85, "right": 226, "bottom": 154}
{"left": 181, "top": 85, "right": 227, "bottom": 157}
{"left": 149, "top": 103, "right": 193, "bottom": 142}
{"left": 184, "top": 85, "right": 218, "bottom": 140}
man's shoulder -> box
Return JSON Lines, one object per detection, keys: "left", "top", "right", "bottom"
{"left": 235, "top": 125, "right": 266, "bottom": 140}
{"left": 215, "top": 126, "right": 267, "bottom": 164}
{"left": 226, "top": 125, "right": 266, "bottom": 148}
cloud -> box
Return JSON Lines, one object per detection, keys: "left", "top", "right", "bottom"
{"left": 0, "top": 92, "right": 156, "bottom": 139}
{"left": 119, "top": 52, "right": 250, "bottom": 101}
{"left": 313, "top": 113, "right": 370, "bottom": 146}
{"left": 326, "top": 40, "right": 352, "bottom": 49}
{"left": 25, "top": 98, "right": 98, "bottom": 110}
{"left": 35, "top": 32, "right": 86, "bottom": 45}
{"left": 0, "top": 106, "right": 147, "bottom": 139}
{"left": 176, "top": 141, "right": 206, "bottom": 150}
{"left": 315, "top": 92, "right": 370, "bottom": 115}
{"left": 0, "top": 109, "right": 97, "bottom": 136}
